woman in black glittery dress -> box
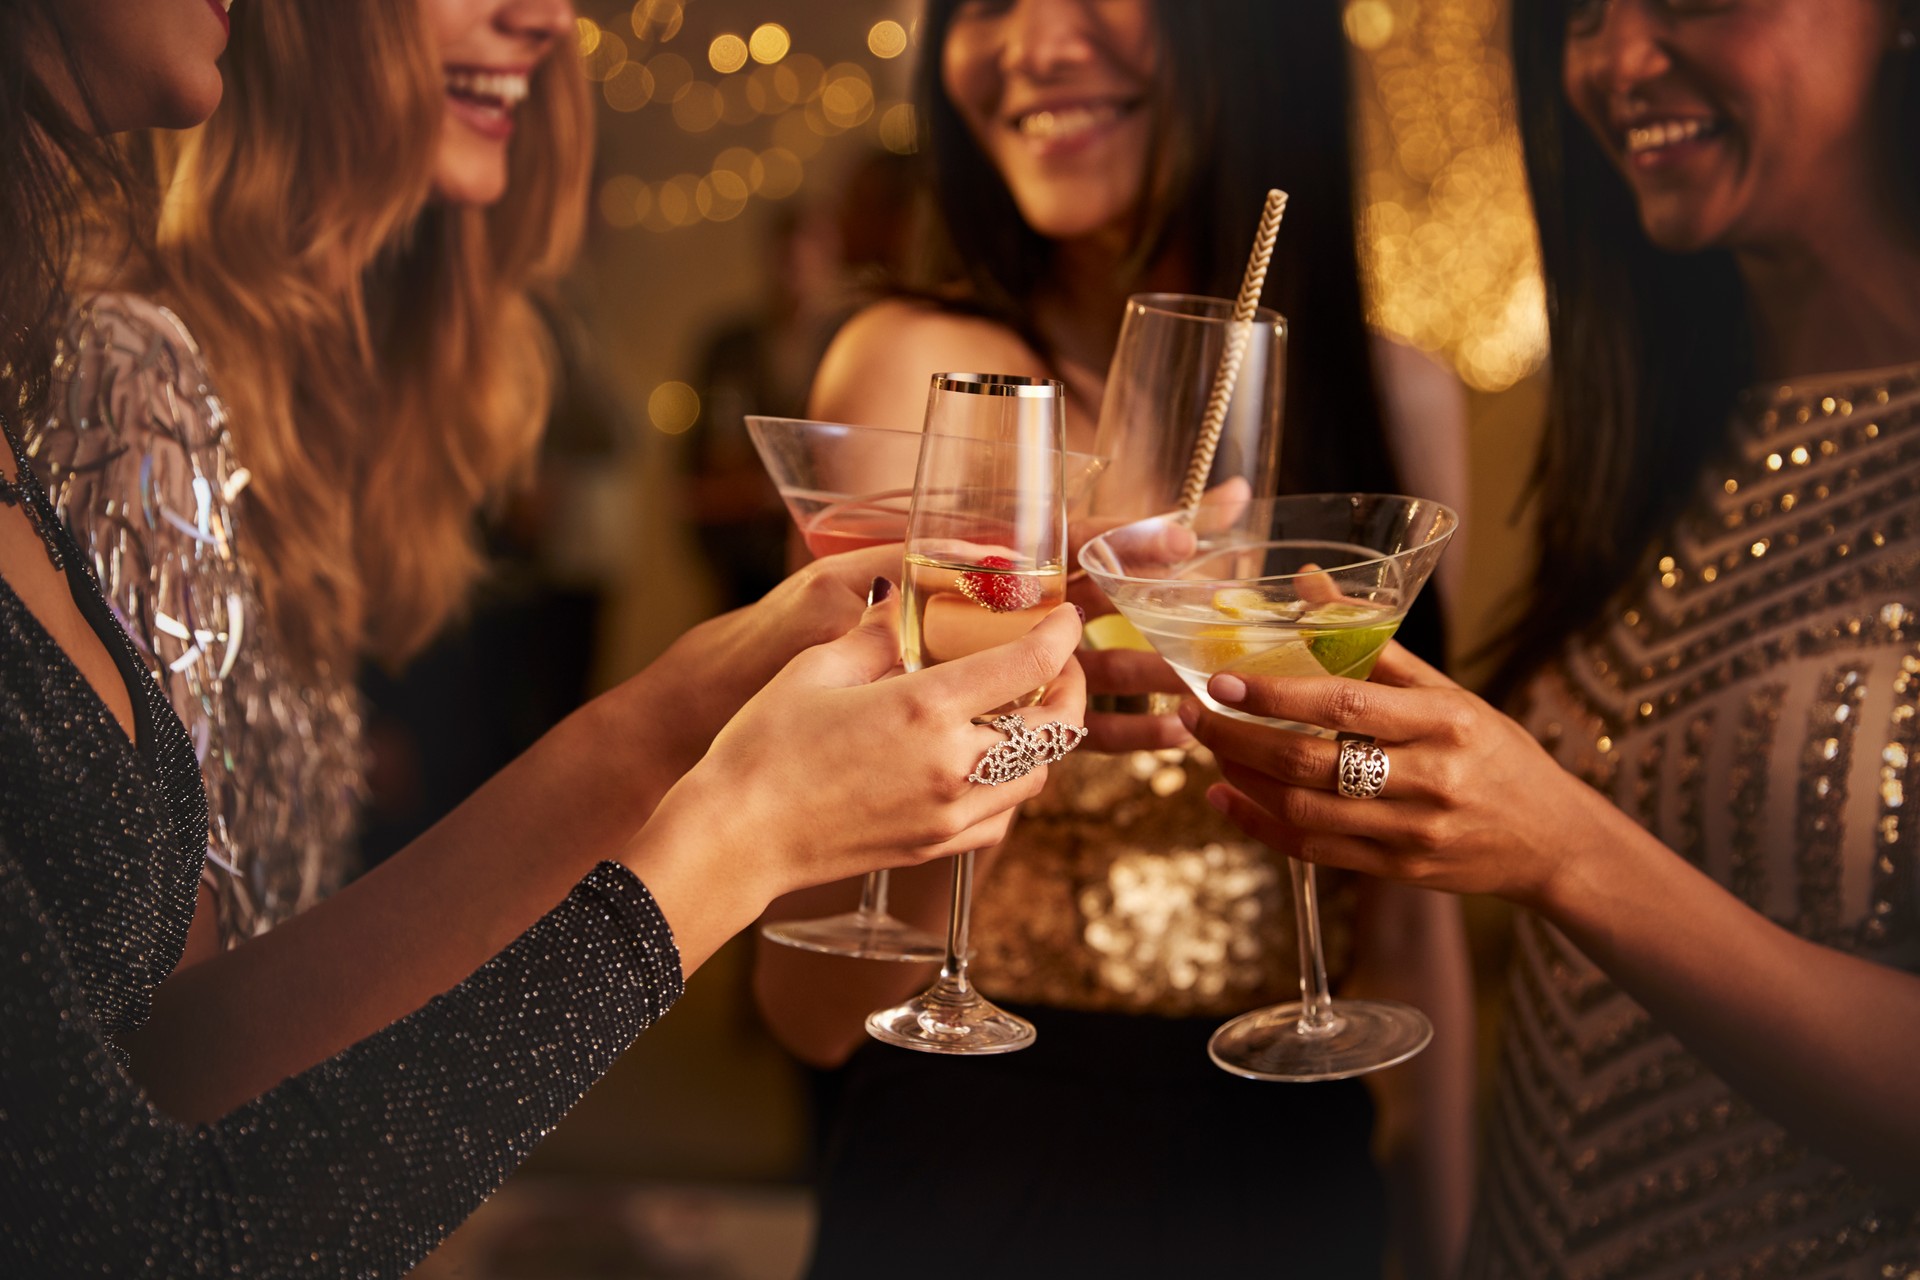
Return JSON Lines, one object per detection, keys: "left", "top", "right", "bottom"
{"left": 0, "top": 4, "right": 1087, "bottom": 1274}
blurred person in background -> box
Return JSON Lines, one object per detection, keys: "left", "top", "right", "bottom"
{"left": 753, "top": 2, "right": 1475, "bottom": 1277}
{"left": 684, "top": 149, "right": 922, "bottom": 609}
{"left": 2, "top": 4, "right": 1092, "bottom": 1273}
{"left": 1185, "top": 0, "right": 1920, "bottom": 1274}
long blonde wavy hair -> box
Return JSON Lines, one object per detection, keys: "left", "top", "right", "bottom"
{"left": 137, "top": 0, "right": 592, "bottom": 673}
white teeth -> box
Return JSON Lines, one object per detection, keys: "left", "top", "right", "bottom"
{"left": 445, "top": 69, "right": 531, "bottom": 109}
{"left": 1015, "top": 103, "right": 1123, "bottom": 141}
{"left": 1625, "top": 117, "right": 1715, "bottom": 156}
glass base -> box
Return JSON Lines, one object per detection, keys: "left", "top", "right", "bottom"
{"left": 760, "top": 912, "right": 944, "bottom": 963}
{"left": 1208, "top": 998, "right": 1432, "bottom": 1082}
{"left": 866, "top": 981, "right": 1037, "bottom": 1055}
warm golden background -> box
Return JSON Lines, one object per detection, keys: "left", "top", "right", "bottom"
{"left": 410, "top": 1, "right": 1547, "bottom": 1274}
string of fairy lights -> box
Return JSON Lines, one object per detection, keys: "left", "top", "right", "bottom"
{"left": 581, "top": 0, "right": 918, "bottom": 236}
{"left": 591, "top": 0, "right": 1546, "bottom": 426}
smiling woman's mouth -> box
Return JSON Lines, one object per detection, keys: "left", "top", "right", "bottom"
{"left": 444, "top": 67, "right": 532, "bottom": 140}
{"left": 1010, "top": 100, "right": 1140, "bottom": 144}
{"left": 1623, "top": 116, "right": 1725, "bottom": 160}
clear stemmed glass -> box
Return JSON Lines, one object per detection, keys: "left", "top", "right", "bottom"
{"left": 746, "top": 416, "right": 1101, "bottom": 963}
{"left": 865, "top": 374, "right": 1069, "bottom": 1055}
{"left": 1089, "top": 293, "right": 1286, "bottom": 516}
{"left": 1080, "top": 493, "right": 1457, "bottom": 1080}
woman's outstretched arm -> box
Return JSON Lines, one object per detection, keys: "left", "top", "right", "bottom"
{"left": 1187, "top": 646, "right": 1920, "bottom": 1193}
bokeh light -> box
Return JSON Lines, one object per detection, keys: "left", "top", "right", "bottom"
{"left": 757, "top": 148, "right": 805, "bottom": 200}
{"left": 602, "top": 61, "right": 655, "bottom": 112}
{"left": 597, "top": 175, "right": 648, "bottom": 230}
{"left": 749, "top": 22, "right": 791, "bottom": 64}
{"left": 867, "top": 20, "right": 909, "bottom": 59}
{"left": 672, "top": 81, "right": 723, "bottom": 132}
{"left": 577, "top": 16, "right": 602, "bottom": 56}
{"left": 630, "top": 0, "right": 683, "bottom": 42}
{"left": 582, "top": 28, "right": 629, "bottom": 82}
{"left": 645, "top": 51, "right": 693, "bottom": 102}
{"left": 708, "top": 33, "right": 749, "bottom": 74}
{"left": 1343, "top": 0, "right": 1395, "bottom": 51}
{"left": 648, "top": 382, "right": 701, "bottom": 434}
{"left": 878, "top": 102, "right": 918, "bottom": 155}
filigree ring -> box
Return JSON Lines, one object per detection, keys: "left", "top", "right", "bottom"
{"left": 1335, "top": 733, "right": 1390, "bottom": 800}
{"left": 968, "top": 713, "right": 1088, "bottom": 786}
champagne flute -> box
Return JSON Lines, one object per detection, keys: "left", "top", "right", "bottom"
{"left": 865, "top": 374, "right": 1068, "bottom": 1054}
{"left": 1080, "top": 493, "right": 1457, "bottom": 1080}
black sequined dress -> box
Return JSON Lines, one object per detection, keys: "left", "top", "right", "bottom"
{"left": 0, "top": 502, "right": 684, "bottom": 1275}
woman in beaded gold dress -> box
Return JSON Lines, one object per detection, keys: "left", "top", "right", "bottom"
{"left": 1188, "top": 0, "right": 1920, "bottom": 1275}
{"left": 753, "top": 3, "right": 1477, "bottom": 1277}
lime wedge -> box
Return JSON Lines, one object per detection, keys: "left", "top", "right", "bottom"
{"left": 1304, "top": 620, "right": 1400, "bottom": 679}
{"left": 1083, "top": 613, "right": 1155, "bottom": 651}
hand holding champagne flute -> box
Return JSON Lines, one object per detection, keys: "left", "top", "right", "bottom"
{"left": 867, "top": 374, "right": 1086, "bottom": 1055}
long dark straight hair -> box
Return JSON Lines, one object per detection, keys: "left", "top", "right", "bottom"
{"left": 0, "top": 1, "right": 139, "bottom": 425}
{"left": 908, "top": 0, "right": 1400, "bottom": 500}
{"left": 1489, "top": 0, "right": 1920, "bottom": 703}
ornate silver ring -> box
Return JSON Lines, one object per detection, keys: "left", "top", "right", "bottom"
{"left": 968, "top": 713, "right": 1088, "bottom": 786}
{"left": 1335, "top": 734, "right": 1390, "bottom": 800}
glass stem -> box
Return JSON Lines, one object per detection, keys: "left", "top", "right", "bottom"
{"left": 854, "top": 870, "right": 889, "bottom": 922}
{"left": 1288, "top": 857, "right": 1338, "bottom": 1034}
{"left": 938, "top": 850, "right": 976, "bottom": 999}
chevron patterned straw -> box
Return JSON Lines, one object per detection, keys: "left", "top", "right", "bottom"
{"left": 1178, "top": 188, "right": 1289, "bottom": 518}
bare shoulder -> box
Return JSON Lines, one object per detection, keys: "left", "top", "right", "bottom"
{"left": 810, "top": 299, "right": 1050, "bottom": 431}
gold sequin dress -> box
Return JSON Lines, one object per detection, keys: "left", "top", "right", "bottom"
{"left": 1469, "top": 366, "right": 1920, "bottom": 1278}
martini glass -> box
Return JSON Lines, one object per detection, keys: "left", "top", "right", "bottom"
{"left": 1080, "top": 493, "right": 1457, "bottom": 1080}
{"left": 744, "top": 417, "right": 944, "bottom": 961}
{"left": 745, "top": 416, "right": 1101, "bottom": 963}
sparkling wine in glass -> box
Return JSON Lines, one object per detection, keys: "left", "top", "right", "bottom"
{"left": 1080, "top": 492, "right": 1457, "bottom": 1080}
{"left": 866, "top": 374, "right": 1068, "bottom": 1055}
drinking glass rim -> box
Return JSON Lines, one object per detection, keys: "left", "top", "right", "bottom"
{"left": 1078, "top": 493, "right": 1459, "bottom": 586}
{"left": 930, "top": 371, "right": 1065, "bottom": 399}
{"left": 1126, "top": 291, "right": 1287, "bottom": 329}
{"left": 745, "top": 414, "right": 1105, "bottom": 468}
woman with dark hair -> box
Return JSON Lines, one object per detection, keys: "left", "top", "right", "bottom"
{"left": 754, "top": 3, "right": 1474, "bottom": 1277}
{"left": 1186, "top": 0, "right": 1920, "bottom": 1274}
{"left": 0, "top": 2, "right": 1087, "bottom": 1272}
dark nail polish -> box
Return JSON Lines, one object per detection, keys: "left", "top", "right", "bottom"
{"left": 1073, "top": 604, "right": 1086, "bottom": 625}
{"left": 867, "top": 576, "right": 895, "bottom": 606}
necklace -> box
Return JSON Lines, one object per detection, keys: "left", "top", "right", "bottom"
{"left": 0, "top": 406, "right": 66, "bottom": 572}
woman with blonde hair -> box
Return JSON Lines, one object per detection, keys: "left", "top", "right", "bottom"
{"left": 34, "top": 0, "right": 594, "bottom": 941}
{"left": 0, "top": 0, "right": 1089, "bottom": 1271}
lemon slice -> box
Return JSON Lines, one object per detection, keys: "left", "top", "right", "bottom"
{"left": 1082, "top": 613, "right": 1155, "bottom": 651}
{"left": 1212, "top": 588, "right": 1297, "bottom": 620}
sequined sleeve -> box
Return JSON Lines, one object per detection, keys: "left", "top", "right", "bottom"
{"left": 0, "top": 850, "right": 684, "bottom": 1277}
{"left": 29, "top": 296, "right": 274, "bottom": 932}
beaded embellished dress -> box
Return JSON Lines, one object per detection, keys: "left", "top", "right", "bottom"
{"left": 26, "top": 294, "right": 363, "bottom": 945}
{"left": 1468, "top": 366, "right": 1920, "bottom": 1277}
{"left": 0, "top": 453, "right": 682, "bottom": 1275}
